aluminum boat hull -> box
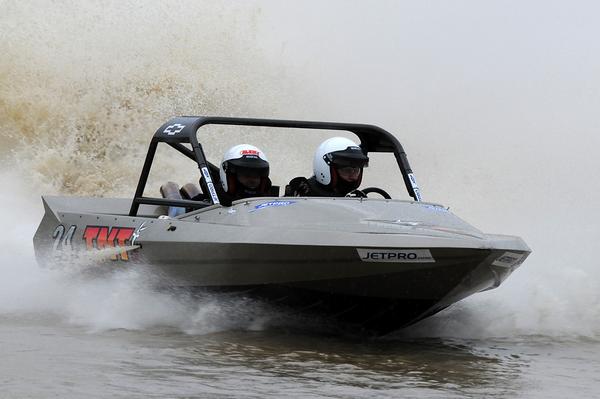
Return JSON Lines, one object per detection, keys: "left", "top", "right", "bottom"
{"left": 34, "top": 196, "right": 530, "bottom": 333}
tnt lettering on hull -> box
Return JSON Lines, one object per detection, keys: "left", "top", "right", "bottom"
{"left": 356, "top": 248, "right": 435, "bottom": 263}
{"left": 83, "top": 226, "right": 135, "bottom": 261}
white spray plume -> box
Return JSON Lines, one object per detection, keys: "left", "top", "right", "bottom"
{"left": 1, "top": 1, "right": 599, "bottom": 339}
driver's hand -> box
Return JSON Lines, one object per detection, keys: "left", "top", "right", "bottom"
{"left": 296, "top": 180, "right": 310, "bottom": 196}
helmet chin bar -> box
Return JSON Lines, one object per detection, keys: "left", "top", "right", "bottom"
{"left": 330, "top": 165, "right": 363, "bottom": 193}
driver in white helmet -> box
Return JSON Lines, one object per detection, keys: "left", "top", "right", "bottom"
{"left": 286, "top": 137, "right": 368, "bottom": 197}
{"left": 218, "top": 144, "right": 272, "bottom": 206}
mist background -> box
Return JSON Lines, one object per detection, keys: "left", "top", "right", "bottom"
{"left": 0, "top": 0, "right": 599, "bottom": 338}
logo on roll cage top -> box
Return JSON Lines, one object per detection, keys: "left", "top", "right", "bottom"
{"left": 163, "top": 123, "right": 186, "bottom": 135}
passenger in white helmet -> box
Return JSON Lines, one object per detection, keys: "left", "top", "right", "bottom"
{"left": 218, "top": 144, "right": 272, "bottom": 206}
{"left": 285, "top": 137, "right": 369, "bottom": 197}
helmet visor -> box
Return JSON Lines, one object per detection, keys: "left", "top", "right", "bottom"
{"left": 229, "top": 156, "right": 269, "bottom": 169}
{"left": 228, "top": 157, "right": 269, "bottom": 176}
{"left": 328, "top": 148, "right": 369, "bottom": 168}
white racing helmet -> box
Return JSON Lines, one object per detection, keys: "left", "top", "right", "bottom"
{"left": 313, "top": 137, "right": 369, "bottom": 186}
{"left": 220, "top": 144, "right": 270, "bottom": 193}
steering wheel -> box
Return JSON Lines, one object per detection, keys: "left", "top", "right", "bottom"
{"left": 345, "top": 189, "right": 367, "bottom": 198}
{"left": 360, "top": 187, "right": 392, "bottom": 199}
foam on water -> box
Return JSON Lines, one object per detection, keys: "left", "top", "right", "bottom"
{"left": 0, "top": 171, "right": 259, "bottom": 334}
{"left": 1, "top": 1, "right": 599, "bottom": 340}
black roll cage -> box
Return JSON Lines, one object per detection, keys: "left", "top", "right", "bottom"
{"left": 129, "top": 116, "right": 421, "bottom": 216}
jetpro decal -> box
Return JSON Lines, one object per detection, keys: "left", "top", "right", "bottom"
{"left": 83, "top": 226, "right": 135, "bottom": 261}
{"left": 492, "top": 252, "right": 526, "bottom": 268}
{"left": 356, "top": 248, "right": 435, "bottom": 263}
{"left": 250, "top": 200, "right": 296, "bottom": 212}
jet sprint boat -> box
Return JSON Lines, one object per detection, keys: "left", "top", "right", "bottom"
{"left": 33, "top": 116, "right": 530, "bottom": 333}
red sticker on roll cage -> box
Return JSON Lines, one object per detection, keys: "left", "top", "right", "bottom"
{"left": 83, "top": 226, "right": 135, "bottom": 261}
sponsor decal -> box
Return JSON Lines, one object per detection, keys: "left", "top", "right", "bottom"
{"left": 240, "top": 149, "right": 259, "bottom": 156}
{"left": 163, "top": 123, "right": 186, "bottom": 136}
{"left": 206, "top": 182, "right": 219, "bottom": 204}
{"left": 408, "top": 173, "right": 422, "bottom": 201}
{"left": 201, "top": 166, "right": 220, "bottom": 205}
{"left": 251, "top": 200, "right": 296, "bottom": 212}
{"left": 492, "top": 252, "right": 526, "bottom": 268}
{"left": 356, "top": 248, "right": 435, "bottom": 263}
{"left": 421, "top": 204, "right": 449, "bottom": 212}
{"left": 83, "top": 226, "right": 135, "bottom": 261}
{"left": 131, "top": 222, "right": 147, "bottom": 246}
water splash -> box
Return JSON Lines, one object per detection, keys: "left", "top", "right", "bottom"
{"left": 0, "top": 1, "right": 291, "bottom": 334}
{"left": 1, "top": 1, "right": 599, "bottom": 340}
{"left": 0, "top": 1, "right": 285, "bottom": 197}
